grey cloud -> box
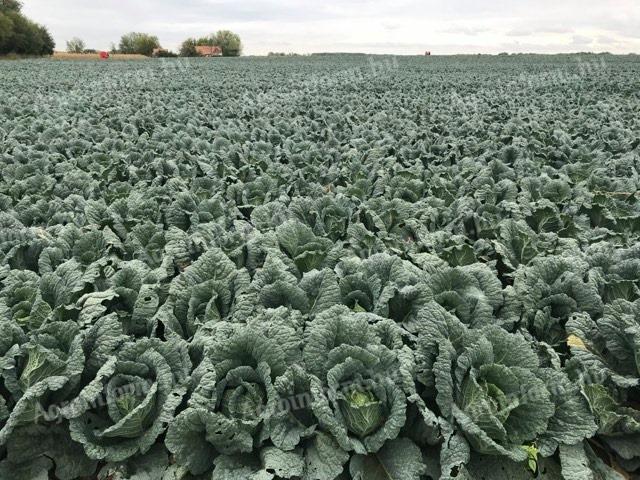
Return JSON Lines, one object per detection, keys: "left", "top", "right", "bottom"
{"left": 19, "top": 0, "right": 640, "bottom": 55}
{"left": 506, "top": 28, "right": 533, "bottom": 37}
{"left": 571, "top": 35, "right": 594, "bottom": 46}
{"left": 506, "top": 23, "right": 573, "bottom": 37}
{"left": 440, "top": 25, "right": 491, "bottom": 36}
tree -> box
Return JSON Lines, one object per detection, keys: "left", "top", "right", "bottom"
{"left": 66, "top": 37, "right": 85, "bottom": 53}
{"left": 0, "top": 13, "right": 14, "bottom": 51}
{"left": 118, "top": 32, "right": 160, "bottom": 56}
{"left": 13, "top": 15, "right": 43, "bottom": 54}
{"left": 213, "top": 30, "right": 242, "bottom": 56}
{"left": 155, "top": 49, "right": 178, "bottom": 58}
{"left": 0, "top": 0, "right": 22, "bottom": 12}
{"left": 179, "top": 30, "right": 242, "bottom": 57}
{"left": 0, "top": 2, "right": 53, "bottom": 55}
{"left": 179, "top": 38, "right": 198, "bottom": 57}
{"left": 195, "top": 35, "right": 215, "bottom": 47}
{"left": 36, "top": 24, "right": 54, "bottom": 54}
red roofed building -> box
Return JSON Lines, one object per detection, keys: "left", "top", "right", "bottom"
{"left": 196, "top": 45, "right": 223, "bottom": 57}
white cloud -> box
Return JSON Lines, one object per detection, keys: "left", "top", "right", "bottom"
{"left": 19, "top": 0, "right": 640, "bottom": 55}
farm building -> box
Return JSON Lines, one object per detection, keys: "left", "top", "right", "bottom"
{"left": 196, "top": 45, "right": 223, "bottom": 57}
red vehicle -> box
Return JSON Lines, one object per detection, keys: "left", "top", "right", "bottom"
{"left": 99, "top": 51, "right": 109, "bottom": 59}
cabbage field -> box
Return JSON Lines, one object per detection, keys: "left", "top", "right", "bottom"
{"left": 0, "top": 54, "right": 639, "bottom": 479}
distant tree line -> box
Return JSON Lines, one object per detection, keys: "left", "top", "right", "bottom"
{"left": 95, "top": 30, "right": 242, "bottom": 58}
{"left": 2, "top": 15, "right": 243, "bottom": 59}
{"left": 268, "top": 52, "right": 302, "bottom": 57}
{"left": 0, "top": 0, "right": 54, "bottom": 55}
{"left": 118, "top": 32, "right": 160, "bottom": 56}
{"left": 66, "top": 37, "right": 86, "bottom": 53}
{"left": 65, "top": 37, "right": 102, "bottom": 54}
{"left": 179, "top": 30, "right": 242, "bottom": 57}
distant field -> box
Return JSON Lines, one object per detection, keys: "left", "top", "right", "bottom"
{"left": 52, "top": 51, "right": 149, "bottom": 60}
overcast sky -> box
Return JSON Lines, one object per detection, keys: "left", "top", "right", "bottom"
{"left": 21, "top": 0, "right": 640, "bottom": 55}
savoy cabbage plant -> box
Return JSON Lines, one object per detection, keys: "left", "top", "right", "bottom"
{"left": 0, "top": 54, "right": 639, "bottom": 479}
